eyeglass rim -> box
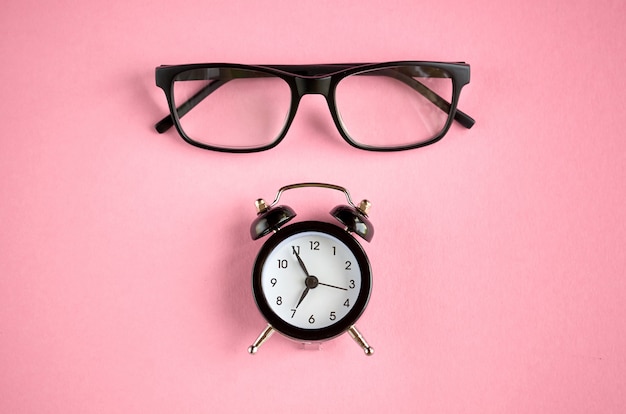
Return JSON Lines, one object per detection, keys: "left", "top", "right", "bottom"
{"left": 155, "top": 61, "right": 474, "bottom": 153}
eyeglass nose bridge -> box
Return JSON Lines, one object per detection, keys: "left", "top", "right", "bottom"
{"left": 295, "top": 76, "right": 332, "bottom": 98}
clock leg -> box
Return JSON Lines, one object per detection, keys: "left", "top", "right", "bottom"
{"left": 248, "top": 324, "right": 275, "bottom": 355}
{"left": 348, "top": 325, "right": 374, "bottom": 356}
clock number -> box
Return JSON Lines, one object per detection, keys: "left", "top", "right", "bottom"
{"left": 329, "top": 311, "right": 336, "bottom": 321}
{"left": 332, "top": 246, "right": 336, "bottom": 256}
{"left": 277, "top": 259, "right": 288, "bottom": 269}
{"left": 344, "top": 299, "right": 350, "bottom": 308}
{"left": 290, "top": 309, "right": 296, "bottom": 318}
{"left": 276, "top": 296, "right": 283, "bottom": 305}
{"left": 270, "top": 278, "right": 277, "bottom": 287}
{"left": 309, "top": 241, "right": 320, "bottom": 251}
{"left": 349, "top": 279, "right": 355, "bottom": 289}
{"left": 345, "top": 260, "right": 352, "bottom": 270}
{"left": 291, "top": 246, "right": 300, "bottom": 255}
{"left": 308, "top": 315, "right": 315, "bottom": 324}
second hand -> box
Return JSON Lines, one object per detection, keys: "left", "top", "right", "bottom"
{"left": 317, "top": 281, "right": 347, "bottom": 291}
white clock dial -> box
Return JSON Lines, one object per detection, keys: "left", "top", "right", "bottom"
{"left": 260, "top": 230, "right": 362, "bottom": 330}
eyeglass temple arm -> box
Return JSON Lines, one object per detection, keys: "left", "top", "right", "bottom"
{"left": 154, "top": 69, "right": 475, "bottom": 133}
{"left": 154, "top": 79, "right": 227, "bottom": 133}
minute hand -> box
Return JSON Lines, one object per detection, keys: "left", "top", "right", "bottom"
{"left": 294, "top": 250, "right": 311, "bottom": 277}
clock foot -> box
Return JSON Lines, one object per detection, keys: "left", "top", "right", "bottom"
{"left": 348, "top": 325, "right": 374, "bottom": 356}
{"left": 248, "top": 324, "right": 275, "bottom": 355}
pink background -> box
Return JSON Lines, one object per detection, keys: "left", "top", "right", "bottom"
{"left": 1, "top": 0, "right": 625, "bottom": 412}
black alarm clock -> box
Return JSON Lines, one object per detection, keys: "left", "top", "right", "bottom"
{"left": 247, "top": 183, "right": 374, "bottom": 355}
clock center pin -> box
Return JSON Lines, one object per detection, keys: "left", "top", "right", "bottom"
{"left": 305, "top": 275, "right": 319, "bottom": 289}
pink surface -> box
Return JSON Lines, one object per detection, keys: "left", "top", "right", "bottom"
{"left": 1, "top": 1, "right": 625, "bottom": 412}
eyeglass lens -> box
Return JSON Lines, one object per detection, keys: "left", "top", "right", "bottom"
{"left": 172, "top": 68, "right": 292, "bottom": 150}
{"left": 335, "top": 66, "right": 453, "bottom": 149}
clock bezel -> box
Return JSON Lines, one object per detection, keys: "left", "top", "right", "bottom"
{"left": 252, "top": 220, "right": 372, "bottom": 342}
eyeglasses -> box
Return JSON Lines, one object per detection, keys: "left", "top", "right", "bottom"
{"left": 154, "top": 61, "right": 474, "bottom": 153}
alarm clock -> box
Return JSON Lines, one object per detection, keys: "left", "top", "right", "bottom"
{"left": 247, "top": 183, "right": 375, "bottom": 355}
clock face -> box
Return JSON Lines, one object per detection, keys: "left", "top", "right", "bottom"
{"left": 252, "top": 221, "right": 371, "bottom": 342}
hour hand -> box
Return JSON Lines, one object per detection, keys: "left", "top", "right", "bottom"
{"left": 295, "top": 287, "right": 310, "bottom": 309}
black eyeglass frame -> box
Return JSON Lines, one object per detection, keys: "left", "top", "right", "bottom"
{"left": 155, "top": 61, "right": 474, "bottom": 153}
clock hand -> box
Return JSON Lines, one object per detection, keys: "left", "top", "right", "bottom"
{"left": 294, "top": 286, "right": 310, "bottom": 309}
{"left": 317, "top": 282, "right": 348, "bottom": 291}
{"left": 293, "top": 250, "right": 311, "bottom": 277}
{"left": 292, "top": 250, "right": 312, "bottom": 310}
